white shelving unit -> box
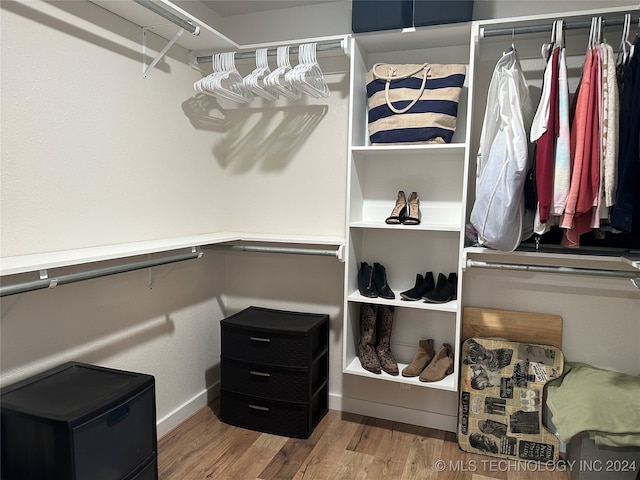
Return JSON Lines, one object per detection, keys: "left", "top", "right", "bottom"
{"left": 342, "top": 26, "right": 474, "bottom": 393}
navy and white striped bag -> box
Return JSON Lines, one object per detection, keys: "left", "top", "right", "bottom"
{"left": 366, "top": 63, "right": 466, "bottom": 145}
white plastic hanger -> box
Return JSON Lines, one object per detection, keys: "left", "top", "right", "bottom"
{"left": 194, "top": 53, "right": 222, "bottom": 94}
{"left": 243, "top": 48, "right": 279, "bottom": 101}
{"left": 541, "top": 21, "right": 557, "bottom": 61}
{"left": 285, "top": 43, "right": 329, "bottom": 99}
{"left": 204, "top": 52, "right": 253, "bottom": 103}
{"left": 263, "top": 46, "right": 302, "bottom": 101}
{"left": 616, "top": 13, "right": 633, "bottom": 65}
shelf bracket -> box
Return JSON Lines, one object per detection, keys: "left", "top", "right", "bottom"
{"left": 142, "top": 25, "right": 184, "bottom": 78}
{"left": 147, "top": 246, "right": 202, "bottom": 289}
{"left": 39, "top": 269, "right": 58, "bottom": 289}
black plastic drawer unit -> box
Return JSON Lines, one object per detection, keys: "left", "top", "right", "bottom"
{"left": 220, "top": 306, "right": 329, "bottom": 439}
{"left": 1, "top": 362, "right": 158, "bottom": 480}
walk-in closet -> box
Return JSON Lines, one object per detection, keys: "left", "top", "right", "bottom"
{"left": 1, "top": 1, "right": 639, "bottom": 479}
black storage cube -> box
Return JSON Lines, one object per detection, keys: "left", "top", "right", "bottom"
{"left": 220, "top": 306, "right": 329, "bottom": 439}
{"left": 413, "top": 0, "right": 474, "bottom": 27}
{"left": 352, "top": 0, "right": 413, "bottom": 33}
{"left": 1, "top": 362, "right": 157, "bottom": 480}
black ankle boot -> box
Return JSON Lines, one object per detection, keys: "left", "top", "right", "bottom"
{"left": 373, "top": 262, "right": 395, "bottom": 299}
{"left": 447, "top": 272, "right": 458, "bottom": 300}
{"left": 358, "top": 262, "right": 378, "bottom": 298}
{"left": 400, "top": 271, "right": 434, "bottom": 301}
{"left": 423, "top": 272, "right": 455, "bottom": 303}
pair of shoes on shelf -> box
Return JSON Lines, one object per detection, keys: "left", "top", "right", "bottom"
{"left": 358, "top": 304, "right": 399, "bottom": 375}
{"left": 400, "top": 272, "right": 457, "bottom": 303}
{"left": 401, "top": 339, "right": 454, "bottom": 382}
{"left": 385, "top": 190, "right": 420, "bottom": 225}
{"left": 358, "top": 262, "right": 395, "bottom": 299}
{"left": 400, "top": 271, "right": 435, "bottom": 301}
{"left": 423, "top": 272, "right": 457, "bottom": 303}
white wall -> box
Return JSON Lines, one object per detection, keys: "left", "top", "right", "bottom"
{"left": 218, "top": 54, "right": 350, "bottom": 236}
{"left": 0, "top": 0, "right": 349, "bottom": 438}
{"left": 0, "top": 1, "right": 226, "bottom": 256}
{"left": 0, "top": 0, "right": 229, "bottom": 436}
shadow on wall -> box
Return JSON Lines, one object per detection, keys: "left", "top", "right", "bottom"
{"left": 0, "top": 253, "right": 224, "bottom": 384}
{"left": 215, "top": 104, "right": 328, "bottom": 173}
{"left": 181, "top": 93, "right": 329, "bottom": 173}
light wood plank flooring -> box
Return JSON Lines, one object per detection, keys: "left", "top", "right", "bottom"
{"left": 157, "top": 401, "right": 570, "bottom": 480}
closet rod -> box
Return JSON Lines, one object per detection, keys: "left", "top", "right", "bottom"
{"left": 195, "top": 40, "right": 345, "bottom": 64}
{"left": 134, "top": 0, "right": 200, "bottom": 35}
{"left": 0, "top": 250, "right": 203, "bottom": 298}
{"left": 466, "top": 259, "right": 640, "bottom": 289}
{"left": 205, "top": 244, "right": 341, "bottom": 259}
{"left": 481, "top": 15, "right": 640, "bottom": 38}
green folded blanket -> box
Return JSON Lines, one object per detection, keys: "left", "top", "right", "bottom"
{"left": 546, "top": 362, "right": 640, "bottom": 448}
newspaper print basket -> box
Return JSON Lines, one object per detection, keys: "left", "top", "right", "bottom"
{"left": 366, "top": 63, "right": 466, "bottom": 145}
{"left": 458, "top": 337, "right": 565, "bottom": 462}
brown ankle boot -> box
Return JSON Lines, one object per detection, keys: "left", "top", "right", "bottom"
{"left": 375, "top": 305, "right": 399, "bottom": 375}
{"left": 419, "top": 343, "right": 454, "bottom": 382}
{"left": 358, "top": 304, "right": 381, "bottom": 374}
{"left": 402, "top": 339, "right": 435, "bottom": 377}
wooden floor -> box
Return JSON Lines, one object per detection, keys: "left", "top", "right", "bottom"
{"left": 157, "top": 401, "right": 570, "bottom": 480}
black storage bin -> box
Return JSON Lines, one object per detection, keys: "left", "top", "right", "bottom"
{"left": 1, "top": 362, "right": 157, "bottom": 480}
{"left": 413, "top": 0, "right": 474, "bottom": 27}
{"left": 352, "top": 0, "right": 413, "bottom": 33}
{"left": 352, "top": 0, "right": 473, "bottom": 33}
{"left": 220, "top": 306, "right": 329, "bottom": 439}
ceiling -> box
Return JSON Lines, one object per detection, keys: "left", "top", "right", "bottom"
{"left": 200, "top": 0, "right": 343, "bottom": 18}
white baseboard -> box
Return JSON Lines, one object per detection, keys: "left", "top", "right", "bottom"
{"left": 329, "top": 392, "right": 458, "bottom": 433}
{"left": 157, "top": 386, "right": 455, "bottom": 440}
{"left": 156, "top": 381, "right": 220, "bottom": 439}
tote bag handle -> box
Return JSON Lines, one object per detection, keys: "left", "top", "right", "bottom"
{"left": 372, "top": 63, "right": 430, "bottom": 114}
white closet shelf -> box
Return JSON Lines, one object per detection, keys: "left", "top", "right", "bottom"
{"left": 90, "top": 0, "right": 238, "bottom": 52}
{"left": 354, "top": 22, "right": 472, "bottom": 53}
{"left": 350, "top": 220, "right": 461, "bottom": 232}
{"left": 344, "top": 357, "right": 457, "bottom": 392}
{"left": 347, "top": 290, "right": 458, "bottom": 312}
{"left": 0, "top": 232, "right": 345, "bottom": 277}
{"left": 351, "top": 143, "right": 466, "bottom": 155}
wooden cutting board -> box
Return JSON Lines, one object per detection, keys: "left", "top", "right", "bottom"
{"left": 462, "top": 307, "right": 563, "bottom": 348}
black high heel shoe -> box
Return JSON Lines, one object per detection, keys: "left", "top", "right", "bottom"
{"left": 402, "top": 191, "right": 420, "bottom": 225}
{"left": 385, "top": 191, "right": 407, "bottom": 224}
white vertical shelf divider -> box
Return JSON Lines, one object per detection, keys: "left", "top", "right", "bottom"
{"left": 342, "top": 25, "right": 474, "bottom": 393}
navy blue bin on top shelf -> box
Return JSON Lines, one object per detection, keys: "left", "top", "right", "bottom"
{"left": 352, "top": 0, "right": 474, "bottom": 33}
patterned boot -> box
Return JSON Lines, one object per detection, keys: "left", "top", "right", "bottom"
{"left": 358, "top": 304, "right": 381, "bottom": 374}
{"left": 375, "top": 305, "right": 399, "bottom": 375}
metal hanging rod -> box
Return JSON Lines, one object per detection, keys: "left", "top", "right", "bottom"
{"left": 204, "top": 244, "right": 343, "bottom": 260}
{"left": 481, "top": 14, "right": 640, "bottom": 38}
{"left": 134, "top": 0, "right": 200, "bottom": 35}
{"left": 466, "top": 259, "right": 640, "bottom": 289}
{"left": 0, "top": 249, "right": 203, "bottom": 298}
{"left": 195, "top": 40, "right": 345, "bottom": 64}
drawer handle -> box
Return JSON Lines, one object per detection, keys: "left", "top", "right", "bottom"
{"left": 107, "top": 406, "right": 130, "bottom": 426}
{"left": 249, "top": 404, "right": 269, "bottom": 412}
{"left": 250, "top": 336, "right": 271, "bottom": 343}
{"left": 250, "top": 371, "right": 270, "bottom": 377}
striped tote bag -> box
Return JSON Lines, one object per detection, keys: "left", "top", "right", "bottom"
{"left": 366, "top": 63, "right": 466, "bottom": 145}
